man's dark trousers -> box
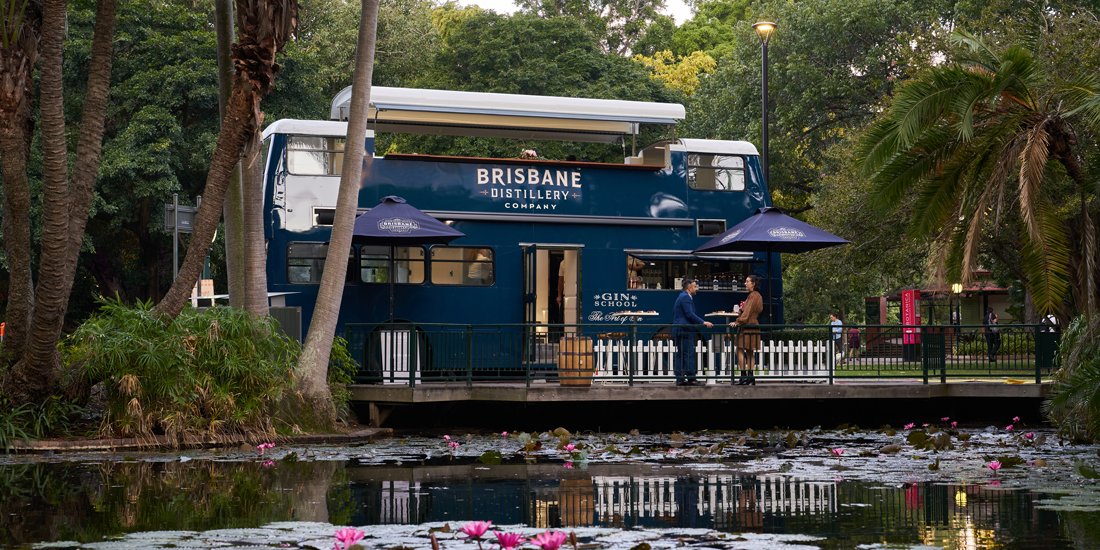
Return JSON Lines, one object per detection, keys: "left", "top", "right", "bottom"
{"left": 674, "top": 328, "right": 697, "bottom": 383}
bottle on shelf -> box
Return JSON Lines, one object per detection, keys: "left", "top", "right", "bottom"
{"left": 712, "top": 276, "right": 719, "bottom": 291}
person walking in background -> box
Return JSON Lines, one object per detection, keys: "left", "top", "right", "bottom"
{"left": 731, "top": 275, "right": 763, "bottom": 385}
{"left": 847, "top": 326, "right": 861, "bottom": 361}
{"left": 830, "top": 312, "right": 844, "bottom": 364}
{"left": 671, "top": 279, "right": 713, "bottom": 386}
{"left": 984, "top": 308, "right": 1001, "bottom": 363}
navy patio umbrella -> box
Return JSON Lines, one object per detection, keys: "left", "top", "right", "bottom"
{"left": 352, "top": 195, "right": 465, "bottom": 321}
{"left": 694, "top": 207, "right": 849, "bottom": 320}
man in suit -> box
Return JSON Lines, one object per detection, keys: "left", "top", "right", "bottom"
{"left": 672, "top": 279, "right": 713, "bottom": 386}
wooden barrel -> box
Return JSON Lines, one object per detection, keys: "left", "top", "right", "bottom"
{"left": 558, "top": 478, "right": 595, "bottom": 526}
{"left": 558, "top": 336, "right": 594, "bottom": 386}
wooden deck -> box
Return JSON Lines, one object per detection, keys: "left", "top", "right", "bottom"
{"left": 351, "top": 379, "right": 1048, "bottom": 404}
{"left": 351, "top": 380, "right": 1051, "bottom": 428}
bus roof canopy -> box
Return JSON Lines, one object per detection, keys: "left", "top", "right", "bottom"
{"left": 329, "top": 86, "right": 686, "bottom": 143}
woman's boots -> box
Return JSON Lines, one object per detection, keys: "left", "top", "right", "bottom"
{"left": 738, "top": 370, "right": 756, "bottom": 385}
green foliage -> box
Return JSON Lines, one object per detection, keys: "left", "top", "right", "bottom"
{"left": 386, "top": 10, "right": 677, "bottom": 161}
{"left": 514, "top": 0, "right": 670, "bottom": 55}
{"left": 1045, "top": 316, "right": 1100, "bottom": 442}
{"left": 0, "top": 396, "right": 82, "bottom": 450}
{"left": 954, "top": 333, "right": 1035, "bottom": 356}
{"left": 327, "top": 336, "right": 358, "bottom": 423}
{"left": 686, "top": 0, "right": 945, "bottom": 213}
{"left": 64, "top": 298, "right": 299, "bottom": 443}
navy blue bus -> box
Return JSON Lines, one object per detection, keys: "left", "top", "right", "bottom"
{"left": 261, "top": 87, "right": 780, "bottom": 378}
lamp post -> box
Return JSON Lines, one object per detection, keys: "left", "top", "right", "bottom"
{"left": 752, "top": 20, "right": 776, "bottom": 186}
{"left": 951, "top": 283, "right": 963, "bottom": 324}
{"left": 951, "top": 283, "right": 963, "bottom": 350}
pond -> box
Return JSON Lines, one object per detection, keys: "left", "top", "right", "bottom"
{"left": 3, "top": 424, "right": 1099, "bottom": 549}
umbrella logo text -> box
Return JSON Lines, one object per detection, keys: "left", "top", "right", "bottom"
{"left": 378, "top": 218, "right": 420, "bottom": 234}
{"left": 767, "top": 227, "right": 806, "bottom": 240}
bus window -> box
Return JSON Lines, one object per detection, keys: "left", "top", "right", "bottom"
{"left": 688, "top": 154, "right": 745, "bottom": 191}
{"left": 287, "top": 243, "right": 356, "bottom": 283}
{"left": 430, "top": 247, "right": 494, "bottom": 286}
{"left": 287, "top": 136, "right": 346, "bottom": 175}
{"left": 633, "top": 256, "right": 751, "bottom": 290}
{"left": 359, "top": 246, "right": 425, "bottom": 284}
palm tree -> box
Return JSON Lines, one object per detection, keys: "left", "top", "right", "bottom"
{"left": 154, "top": 0, "right": 298, "bottom": 319}
{"left": 857, "top": 31, "right": 1099, "bottom": 320}
{"left": 0, "top": 0, "right": 42, "bottom": 364}
{"left": 1, "top": 0, "right": 119, "bottom": 405}
{"left": 296, "top": 0, "right": 381, "bottom": 424}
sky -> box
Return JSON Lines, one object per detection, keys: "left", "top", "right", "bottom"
{"left": 454, "top": 0, "right": 694, "bottom": 25}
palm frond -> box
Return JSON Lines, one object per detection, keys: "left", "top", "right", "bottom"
{"left": 1020, "top": 202, "right": 1072, "bottom": 315}
{"left": 1017, "top": 116, "right": 1052, "bottom": 242}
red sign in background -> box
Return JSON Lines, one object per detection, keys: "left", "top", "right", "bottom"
{"left": 901, "top": 289, "right": 921, "bottom": 345}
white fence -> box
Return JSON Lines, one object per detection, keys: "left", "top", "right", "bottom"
{"left": 593, "top": 337, "right": 831, "bottom": 383}
{"left": 591, "top": 474, "right": 837, "bottom": 520}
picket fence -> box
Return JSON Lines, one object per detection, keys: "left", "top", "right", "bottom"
{"left": 592, "top": 337, "right": 832, "bottom": 383}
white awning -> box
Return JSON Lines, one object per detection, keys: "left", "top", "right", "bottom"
{"left": 329, "top": 86, "right": 685, "bottom": 143}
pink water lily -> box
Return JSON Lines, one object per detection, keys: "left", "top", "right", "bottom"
{"left": 531, "top": 530, "right": 568, "bottom": 550}
{"left": 502, "top": 431, "right": 509, "bottom": 437}
{"left": 448, "top": 440, "right": 460, "bottom": 450}
{"left": 1012, "top": 416, "right": 1020, "bottom": 423}
{"left": 494, "top": 531, "right": 526, "bottom": 550}
{"left": 563, "top": 461, "right": 574, "bottom": 469}
{"left": 443, "top": 435, "right": 451, "bottom": 441}
{"left": 988, "top": 460, "right": 1002, "bottom": 472}
{"left": 564, "top": 443, "right": 576, "bottom": 452}
{"left": 1024, "top": 432, "right": 1035, "bottom": 440}
{"left": 950, "top": 421, "right": 958, "bottom": 429}
{"left": 1005, "top": 424, "right": 1015, "bottom": 432}
{"left": 941, "top": 416, "right": 950, "bottom": 422}
{"left": 333, "top": 527, "right": 365, "bottom": 550}
{"left": 903, "top": 423, "right": 915, "bottom": 430}
{"left": 256, "top": 442, "right": 275, "bottom": 455}
{"left": 460, "top": 521, "right": 492, "bottom": 539}
{"left": 261, "top": 459, "right": 275, "bottom": 469}
{"left": 830, "top": 448, "right": 844, "bottom": 457}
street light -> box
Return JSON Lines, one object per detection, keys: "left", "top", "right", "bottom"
{"left": 951, "top": 282, "right": 963, "bottom": 326}
{"left": 752, "top": 20, "right": 776, "bottom": 186}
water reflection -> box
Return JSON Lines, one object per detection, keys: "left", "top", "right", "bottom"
{"left": 0, "top": 460, "right": 1094, "bottom": 548}
{"left": 347, "top": 464, "right": 1086, "bottom": 548}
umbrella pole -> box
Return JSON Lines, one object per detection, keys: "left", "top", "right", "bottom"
{"left": 767, "top": 250, "right": 773, "bottom": 323}
{"left": 389, "top": 245, "right": 396, "bottom": 322}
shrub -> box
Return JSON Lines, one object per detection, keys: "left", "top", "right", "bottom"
{"left": 65, "top": 298, "right": 299, "bottom": 444}
{"left": 1044, "top": 316, "right": 1100, "bottom": 442}
{"left": 0, "top": 396, "right": 83, "bottom": 450}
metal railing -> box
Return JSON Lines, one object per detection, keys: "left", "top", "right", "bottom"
{"left": 343, "top": 323, "right": 1059, "bottom": 386}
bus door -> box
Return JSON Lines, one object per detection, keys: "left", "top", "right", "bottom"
{"left": 521, "top": 244, "right": 581, "bottom": 363}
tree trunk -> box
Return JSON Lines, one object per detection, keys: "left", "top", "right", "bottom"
{"left": 12, "top": 0, "right": 117, "bottom": 405}
{"left": 215, "top": 0, "right": 248, "bottom": 309}
{"left": 0, "top": 107, "right": 35, "bottom": 363}
{"left": 242, "top": 142, "right": 269, "bottom": 317}
{"left": 154, "top": 77, "right": 259, "bottom": 320}
{"left": 0, "top": 0, "right": 40, "bottom": 365}
{"left": 296, "top": 0, "right": 380, "bottom": 422}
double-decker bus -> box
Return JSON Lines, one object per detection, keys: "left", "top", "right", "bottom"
{"left": 261, "top": 87, "right": 780, "bottom": 376}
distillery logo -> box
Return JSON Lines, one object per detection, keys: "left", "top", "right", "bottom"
{"left": 378, "top": 218, "right": 420, "bottom": 234}
{"left": 768, "top": 227, "right": 806, "bottom": 240}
